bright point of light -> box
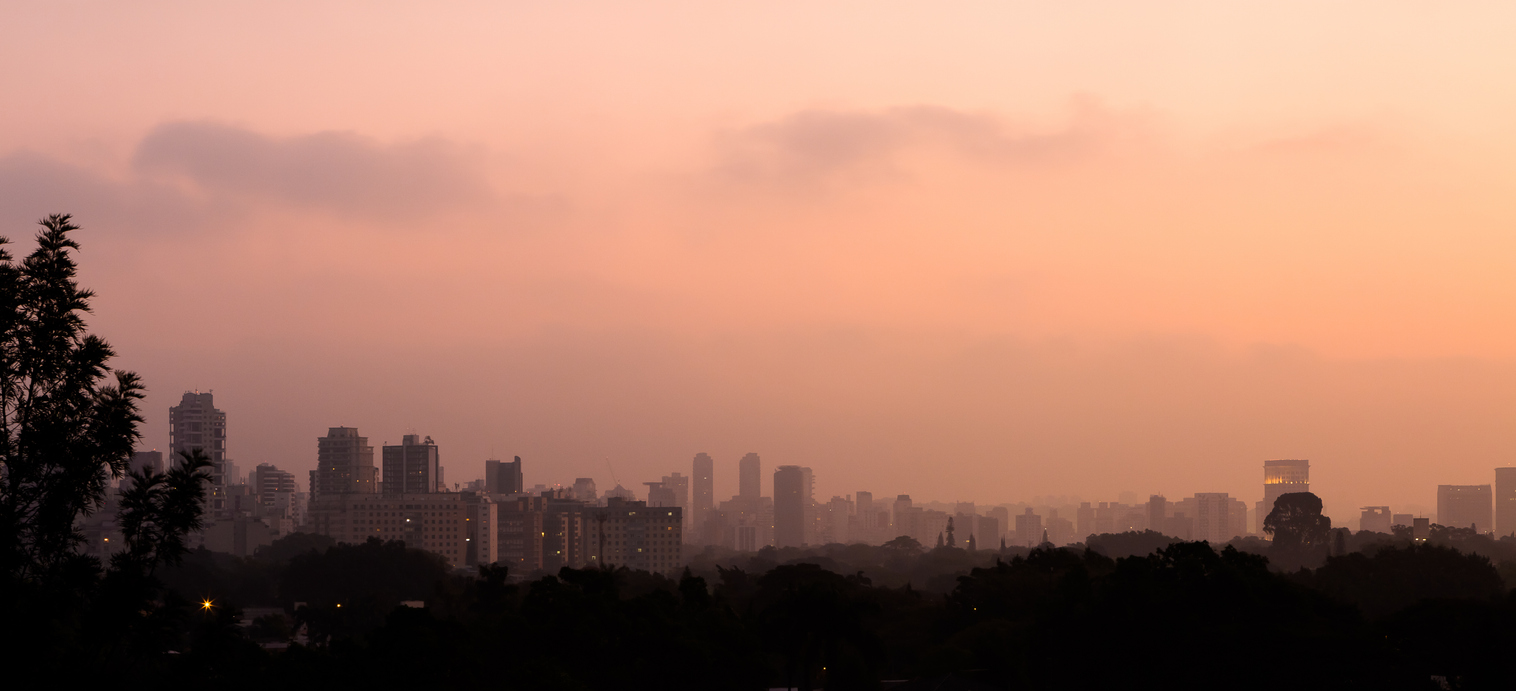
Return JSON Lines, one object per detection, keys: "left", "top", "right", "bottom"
{"left": 200, "top": 599, "right": 214, "bottom": 611}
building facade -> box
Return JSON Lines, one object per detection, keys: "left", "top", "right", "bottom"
{"left": 774, "top": 465, "right": 810, "bottom": 548}
{"left": 312, "top": 427, "right": 377, "bottom": 499}
{"left": 169, "top": 391, "right": 228, "bottom": 518}
{"left": 311, "top": 492, "right": 468, "bottom": 569}
{"left": 383, "top": 434, "right": 440, "bottom": 496}
{"left": 1258, "top": 459, "right": 1310, "bottom": 534}
{"left": 692, "top": 453, "right": 714, "bottom": 540}
{"left": 1437, "top": 484, "right": 1492, "bottom": 533}
{"left": 485, "top": 457, "right": 524, "bottom": 495}
{"left": 1496, "top": 468, "right": 1516, "bottom": 537}
{"left": 739, "top": 452, "right": 761, "bottom": 503}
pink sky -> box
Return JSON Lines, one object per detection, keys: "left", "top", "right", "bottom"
{"left": 5, "top": 3, "right": 1516, "bottom": 520}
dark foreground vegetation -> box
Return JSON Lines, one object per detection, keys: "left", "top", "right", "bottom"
{"left": 6, "top": 217, "right": 1516, "bottom": 690}
{"left": 60, "top": 532, "right": 1516, "bottom": 690}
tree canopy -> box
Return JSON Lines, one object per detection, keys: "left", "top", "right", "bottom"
{"left": 0, "top": 214, "right": 210, "bottom": 673}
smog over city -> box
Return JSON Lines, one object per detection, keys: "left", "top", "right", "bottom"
{"left": 5, "top": 4, "right": 1516, "bottom": 688}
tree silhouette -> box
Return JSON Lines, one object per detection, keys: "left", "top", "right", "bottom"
{"left": 0, "top": 214, "right": 147, "bottom": 582}
{"left": 883, "top": 535, "right": 923, "bottom": 553}
{"left": 1264, "top": 492, "right": 1332, "bottom": 570}
{"left": 0, "top": 214, "right": 210, "bottom": 671}
{"left": 114, "top": 449, "right": 213, "bottom": 574}
{"left": 1263, "top": 492, "right": 1331, "bottom": 550}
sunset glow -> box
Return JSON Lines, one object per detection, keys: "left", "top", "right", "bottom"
{"left": 5, "top": 3, "right": 1516, "bottom": 518}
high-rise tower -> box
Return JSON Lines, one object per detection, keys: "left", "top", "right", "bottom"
{"left": 773, "top": 465, "right": 809, "bottom": 548}
{"left": 383, "top": 434, "right": 440, "bottom": 496}
{"left": 1438, "top": 484, "right": 1492, "bottom": 533}
{"left": 485, "top": 457, "right": 523, "bottom": 494}
{"left": 692, "top": 453, "right": 714, "bottom": 534}
{"left": 1258, "top": 459, "right": 1309, "bottom": 533}
{"left": 739, "top": 452, "right": 761, "bottom": 503}
{"left": 1496, "top": 468, "right": 1516, "bottom": 537}
{"left": 169, "top": 391, "right": 228, "bottom": 518}
{"left": 312, "top": 427, "right": 376, "bottom": 499}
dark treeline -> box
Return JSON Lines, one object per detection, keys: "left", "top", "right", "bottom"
{"left": 112, "top": 529, "right": 1516, "bottom": 690}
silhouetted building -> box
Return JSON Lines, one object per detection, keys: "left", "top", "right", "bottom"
{"left": 312, "top": 427, "right": 377, "bottom": 499}
{"left": 853, "top": 491, "right": 876, "bottom": 543}
{"left": 978, "top": 516, "right": 1001, "bottom": 547}
{"left": 1259, "top": 459, "right": 1309, "bottom": 534}
{"left": 383, "top": 434, "right": 440, "bottom": 496}
{"left": 1196, "top": 493, "right": 1234, "bottom": 543}
{"left": 467, "top": 494, "right": 499, "bottom": 566}
{"left": 252, "top": 463, "right": 297, "bottom": 497}
{"left": 1359, "top": 506, "right": 1392, "bottom": 534}
{"left": 739, "top": 452, "right": 761, "bottom": 503}
{"left": 1014, "top": 508, "right": 1043, "bottom": 547}
{"left": 1437, "top": 484, "right": 1492, "bottom": 533}
{"left": 1147, "top": 495, "right": 1167, "bottom": 535}
{"left": 735, "top": 524, "right": 758, "bottom": 551}
{"left": 1413, "top": 517, "right": 1430, "bottom": 542}
{"left": 693, "top": 453, "right": 714, "bottom": 538}
{"left": 485, "top": 456, "right": 523, "bottom": 495}
{"left": 170, "top": 391, "right": 229, "bottom": 518}
{"left": 1497, "top": 468, "right": 1516, "bottom": 537}
{"left": 1076, "top": 502, "right": 1094, "bottom": 539}
{"left": 584, "top": 498, "right": 683, "bottom": 574}
{"left": 572, "top": 477, "right": 598, "bottom": 503}
{"left": 646, "top": 481, "right": 677, "bottom": 508}
{"left": 1045, "top": 510, "right": 1074, "bottom": 546}
{"left": 315, "top": 492, "right": 468, "bottom": 568}
{"left": 774, "top": 465, "right": 810, "bottom": 548}
{"left": 1094, "top": 502, "right": 1116, "bottom": 535}
{"left": 827, "top": 496, "right": 852, "bottom": 544}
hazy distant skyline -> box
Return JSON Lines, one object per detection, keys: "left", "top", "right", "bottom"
{"left": 5, "top": 3, "right": 1516, "bottom": 519}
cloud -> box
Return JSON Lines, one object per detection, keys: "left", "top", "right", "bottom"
{"left": 712, "top": 99, "right": 1140, "bottom": 191}
{"left": 132, "top": 121, "right": 491, "bottom": 219}
{"left": 0, "top": 151, "right": 218, "bottom": 239}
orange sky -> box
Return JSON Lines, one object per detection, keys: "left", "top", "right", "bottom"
{"left": 4, "top": 3, "right": 1516, "bottom": 520}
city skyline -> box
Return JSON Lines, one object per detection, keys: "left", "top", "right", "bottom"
{"left": 153, "top": 393, "right": 1485, "bottom": 525}
{"left": 9, "top": 4, "right": 1516, "bottom": 521}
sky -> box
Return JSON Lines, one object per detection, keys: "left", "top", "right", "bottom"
{"left": 4, "top": 2, "right": 1516, "bottom": 521}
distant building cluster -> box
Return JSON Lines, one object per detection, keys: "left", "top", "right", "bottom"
{"left": 83, "top": 392, "right": 309, "bottom": 560}
{"left": 84, "top": 390, "right": 1516, "bottom": 568}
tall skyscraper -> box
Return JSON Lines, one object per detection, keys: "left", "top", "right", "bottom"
{"left": 692, "top": 453, "right": 714, "bottom": 534}
{"left": 1147, "top": 495, "right": 1167, "bottom": 533}
{"left": 1437, "top": 484, "right": 1492, "bottom": 533}
{"left": 383, "top": 434, "right": 440, "bottom": 496}
{"left": 1193, "top": 493, "right": 1232, "bottom": 543}
{"left": 774, "top": 465, "right": 809, "bottom": 548}
{"left": 739, "top": 452, "right": 761, "bottom": 503}
{"left": 485, "top": 457, "right": 523, "bottom": 495}
{"left": 1259, "top": 459, "right": 1310, "bottom": 533}
{"left": 169, "top": 391, "right": 228, "bottom": 517}
{"left": 1496, "top": 468, "right": 1516, "bottom": 537}
{"left": 312, "top": 427, "right": 376, "bottom": 499}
